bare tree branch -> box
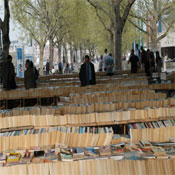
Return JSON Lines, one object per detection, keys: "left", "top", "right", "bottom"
{"left": 128, "top": 19, "right": 148, "bottom": 35}
{"left": 121, "top": 0, "right": 136, "bottom": 28}
{"left": 86, "top": 0, "right": 111, "bottom": 17}
{"left": 95, "top": 9, "right": 112, "bottom": 33}
{"left": 157, "top": 22, "right": 174, "bottom": 41}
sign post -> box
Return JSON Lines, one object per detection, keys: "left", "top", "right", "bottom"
{"left": 17, "top": 48, "right": 24, "bottom": 78}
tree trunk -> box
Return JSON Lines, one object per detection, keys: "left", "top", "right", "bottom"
{"left": 75, "top": 48, "right": 78, "bottom": 63}
{"left": 2, "top": 28, "right": 10, "bottom": 60}
{"left": 150, "top": 40, "right": 158, "bottom": 52}
{"left": 88, "top": 48, "right": 92, "bottom": 58}
{"left": 114, "top": 4, "right": 122, "bottom": 70}
{"left": 80, "top": 43, "right": 83, "bottom": 62}
{"left": 64, "top": 43, "right": 68, "bottom": 63}
{"left": 114, "top": 27, "right": 122, "bottom": 70}
{"left": 110, "top": 32, "right": 115, "bottom": 58}
{"left": 151, "top": 18, "right": 158, "bottom": 52}
{"left": 58, "top": 43, "right": 62, "bottom": 63}
{"left": 39, "top": 44, "right": 45, "bottom": 75}
{"left": 70, "top": 43, "right": 73, "bottom": 64}
{"left": 2, "top": 0, "right": 10, "bottom": 60}
{"left": 49, "top": 37, "right": 54, "bottom": 67}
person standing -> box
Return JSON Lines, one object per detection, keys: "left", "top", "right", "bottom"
{"left": 149, "top": 51, "right": 156, "bottom": 76}
{"left": 128, "top": 49, "right": 140, "bottom": 74}
{"left": 58, "top": 62, "right": 63, "bottom": 74}
{"left": 79, "top": 55, "right": 96, "bottom": 86}
{"left": 156, "top": 51, "right": 162, "bottom": 73}
{"left": 2, "top": 55, "right": 17, "bottom": 90}
{"left": 140, "top": 46, "right": 147, "bottom": 68}
{"left": 103, "top": 48, "right": 108, "bottom": 71}
{"left": 46, "top": 59, "right": 50, "bottom": 75}
{"left": 24, "top": 60, "right": 36, "bottom": 89}
{"left": 65, "top": 63, "right": 71, "bottom": 74}
{"left": 135, "top": 44, "right": 141, "bottom": 62}
{"left": 98, "top": 55, "right": 103, "bottom": 72}
{"left": 30, "top": 61, "right": 39, "bottom": 81}
{"left": 51, "top": 66, "right": 56, "bottom": 74}
{"left": 105, "top": 53, "right": 114, "bottom": 76}
{"left": 145, "top": 49, "right": 151, "bottom": 76}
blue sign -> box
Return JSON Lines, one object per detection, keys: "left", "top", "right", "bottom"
{"left": 17, "top": 48, "right": 24, "bottom": 78}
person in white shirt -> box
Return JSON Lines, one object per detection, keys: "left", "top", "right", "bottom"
{"left": 51, "top": 66, "right": 55, "bottom": 74}
{"left": 103, "top": 48, "right": 108, "bottom": 71}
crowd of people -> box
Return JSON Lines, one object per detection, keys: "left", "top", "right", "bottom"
{"left": 2, "top": 55, "right": 39, "bottom": 91}
{"left": 128, "top": 45, "right": 163, "bottom": 76}
{"left": 1, "top": 46, "right": 163, "bottom": 90}
{"left": 98, "top": 49, "right": 114, "bottom": 76}
{"left": 45, "top": 60, "right": 72, "bottom": 75}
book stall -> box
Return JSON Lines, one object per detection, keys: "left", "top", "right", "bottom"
{"left": 0, "top": 72, "right": 175, "bottom": 174}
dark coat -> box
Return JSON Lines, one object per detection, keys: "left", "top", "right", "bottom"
{"left": 2, "top": 60, "right": 16, "bottom": 90}
{"left": 79, "top": 62, "right": 96, "bottom": 86}
{"left": 129, "top": 55, "right": 139, "bottom": 73}
{"left": 24, "top": 67, "right": 36, "bottom": 89}
{"left": 141, "top": 49, "right": 147, "bottom": 65}
{"left": 46, "top": 62, "right": 50, "bottom": 73}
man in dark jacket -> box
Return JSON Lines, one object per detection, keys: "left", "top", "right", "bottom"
{"left": 24, "top": 60, "right": 36, "bottom": 89}
{"left": 79, "top": 55, "right": 96, "bottom": 86}
{"left": 46, "top": 59, "right": 50, "bottom": 75}
{"left": 128, "top": 49, "right": 140, "bottom": 74}
{"left": 2, "top": 55, "right": 17, "bottom": 90}
{"left": 141, "top": 46, "right": 147, "bottom": 68}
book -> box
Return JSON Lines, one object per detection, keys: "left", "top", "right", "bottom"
{"left": 72, "top": 147, "right": 85, "bottom": 158}
{"left": 60, "top": 153, "right": 72, "bottom": 161}
{"left": 7, "top": 153, "right": 21, "bottom": 165}
{"left": 139, "top": 140, "right": 152, "bottom": 147}
{"left": 0, "top": 153, "right": 6, "bottom": 166}
{"left": 84, "top": 147, "right": 99, "bottom": 157}
{"left": 44, "top": 151, "right": 58, "bottom": 162}
{"left": 111, "top": 134, "right": 130, "bottom": 144}
{"left": 99, "top": 146, "right": 111, "bottom": 156}
{"left": 33, "top": 150, "right": 45, "bottom": 157}
{"left": 32, "top": 150, "right": 45, "bottom": 163}
{"left": 0, "top": 153, "right": 6, "bottom": 161}
{"left": 152, "top": 147, "right": 166, "bottom": 156}
{"left": 110, "top": 155, "right": 124, "bottom": 161}
{"left": 140, "top": 147, "right": 154, "bottom": 155}
{"left": 150, "top": 141, "right": 175, "bottom": 147}
{"left": 20, "top": 152, "right": 34, "bottom": 164}
{"left": 111, "top": 147, "right": 124, "bottom": 154}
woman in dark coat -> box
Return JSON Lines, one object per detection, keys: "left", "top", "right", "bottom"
{"left": 128, "top": 49, "right": 139, "bottom": 73}
{"left": 2, "top": 55, "right": 16, "bottom": 90}
{"left": 24, "top": 60, "right": 36, "bottom": 89}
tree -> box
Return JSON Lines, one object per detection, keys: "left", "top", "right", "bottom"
{"left": 87, "top": 0, "right": 136, "bottom": 70}
{"left": 43, "top": 0, "right": 65, "bottom": 66}
{"left": 130, "top": 0, "right": 175, "bottom": 51}
{"left": 11, "top": 0, "right": 61, "bottom": 75}
{"left": 0, "top": 0, "right": 10, "bottom": 60}
{"left": 122, "top": 19, "right": 140, "bottom": 54}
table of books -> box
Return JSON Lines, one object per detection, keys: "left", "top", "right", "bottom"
{"left": 0, "top": 72, "right": 175, "bottom": 175}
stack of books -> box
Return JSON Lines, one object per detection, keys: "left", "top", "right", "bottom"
{"left": 61, "top": 98, "right": 175, "bottom": 114}
{"left": 0, "top": 126, "right": 114, "bottom": 151}
{"left": 0, "top": 140, "right": 175, "bottom": 167}
{"left": 1, "top": 106, "right": 175, "bottom": 130}
{"left": 128, "top": 120, "right": 175, "bottom": 130}
{"left": 130, "top": 124, "right": 175, "bottom": 143}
